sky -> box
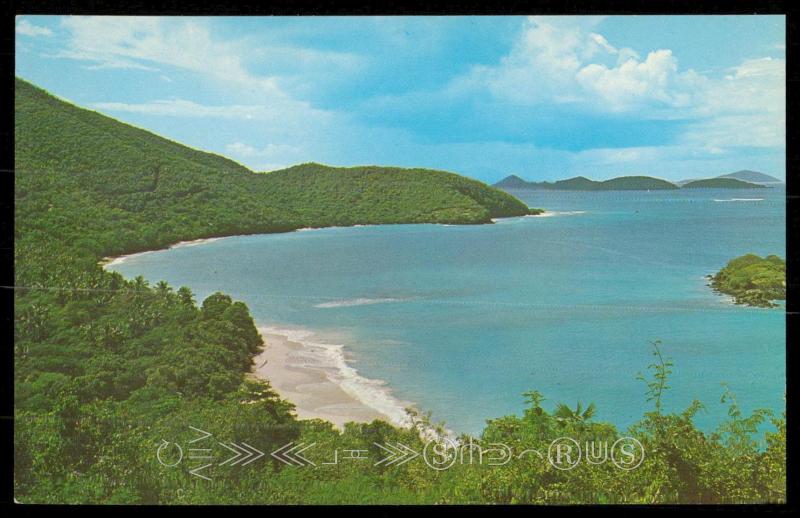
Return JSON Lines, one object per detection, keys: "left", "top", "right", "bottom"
{"left": 15, "top": 15, "right": 786, "bottom": 183}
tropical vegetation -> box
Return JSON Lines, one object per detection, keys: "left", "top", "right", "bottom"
{"left": 710, "top": 254, "right": 786, "bottom": 308}
{"left": 14, "top": 77, "right": 785, "bottom": 504}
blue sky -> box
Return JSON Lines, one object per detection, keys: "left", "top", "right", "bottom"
{"left": 15, "top": 15, "right": 786, "bottom": 183}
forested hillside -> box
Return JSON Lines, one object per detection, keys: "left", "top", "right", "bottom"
{"left": 16, "top": 77, "right": 531, "bottom": 272}
{"left": 14, "top": 77, "right": 785, "bottom": 504}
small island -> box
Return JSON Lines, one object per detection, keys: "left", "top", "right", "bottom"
{"left": 709, "top": 254, "right": 786, "bottom": 308}
{"left": 495, "top": 174, "right": 678, "bottom": 191}
{"left": 682, "top": 178, "right": 765, "bottom": 189}
{"left": 496, "top": 171, "right": 780, "bottom": 192}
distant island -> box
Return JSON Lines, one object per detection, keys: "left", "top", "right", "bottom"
{"left": 681, "top": 178, "right": 766, "bottom": 189}
{"left": 495, "top": 175, "right": 678, "bottom": 191}
{"left": 709, "top": 254, "right": 786, "bottom": 308}
{"left": 496, "top": 171, "right": 775, "bottom": 191}
{"left": 715, "top": 170, "right": 783, "bottom": 184}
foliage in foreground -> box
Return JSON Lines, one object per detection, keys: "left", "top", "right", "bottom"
{"left": 16, "top": 319, "right": 786, "bottom": 504}
{"left": 710, "top": 254, "right": 786, "bottom": 308}
{"left": 13, "top": 77, "right": 785, "bottom": 503}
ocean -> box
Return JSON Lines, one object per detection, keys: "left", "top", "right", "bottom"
{"left": 107, "top": 187, "right": 786, "bottom": 435}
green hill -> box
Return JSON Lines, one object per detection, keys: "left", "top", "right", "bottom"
{"left": 15, "top": 78, "right": 532, "bottom": 267}
{"left": 259, "top": 162, "right": 536, "bottom": 225}
{"left": 494, "top": 174, "right": 678, "bottom": 191}
{"left": 682, "top": 178, "right": 765, "bottom": 189}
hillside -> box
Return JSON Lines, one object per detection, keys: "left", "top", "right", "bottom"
{"left": 682, "top": 178, "right": 766, "bottom": 189}
{"left": 717, "top": 170, "right": 783, "bottom": 184}
{"left": 494, "top": 174, "right": 678, "bottom": 191}
{"left": 15, "top": 78, "right": 532, "bottom": 267}
{"left": 260, "top": 163, "right": 535, "bottom": 225}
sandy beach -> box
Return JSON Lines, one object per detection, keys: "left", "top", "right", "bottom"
{"left": 98, "top": 235, "right": 411, "bottom": 430}
{"left": 251, "top": 327, "right": 405, "bottom": 429}
{"left": 99, "top": 237, "right": 223, "bottom": 268}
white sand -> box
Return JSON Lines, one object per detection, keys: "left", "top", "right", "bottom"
{"left": 251, "top": 327, "right": 401, "bottom": 429}
{"left": 99, "top": 237, "right": 223, "bottom": 268}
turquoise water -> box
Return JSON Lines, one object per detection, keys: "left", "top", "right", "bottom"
{"left": 108, "top": 188, "right": 786, "bottom": 435}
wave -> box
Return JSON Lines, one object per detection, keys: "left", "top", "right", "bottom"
{"left": 314, "top": 297, "right": 408, "bottom": 309}
{"left": 713, "top": 198, "right": 764, "bottom": 202}
{"left": 170, "top": 237, "right": 223, "bottom": 248}
{"left": 260, "top": 326, "right": 414, "bottom": 429}
{"left": 101, "top": 249, "right": 154, "bottom": 268}
{"left": 296, "top": 224, "right": 373, "bottom": 233}
{"left": 102, "top": 237, "right": 222, "bottom": 268}
{"left": 534, "top": 210, "right": 587, "bottom": 218}
{"left": 102, "top": 256, "right": 129, "bottom": 268}
{"left": 492, "top": 211, "right": 587, "bottom": 223}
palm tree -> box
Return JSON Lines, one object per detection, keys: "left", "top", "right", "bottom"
{"left": 554, "top": 401, "right": 596, "bottom": 426}
{"left": 177, "top": 286, "right": 195, "bottom": 306}
{"left": 155, "top": 280, "right": 172, "bottom": 297}
{"left": 132, "top": 275, "right": 149, "bottom": 291}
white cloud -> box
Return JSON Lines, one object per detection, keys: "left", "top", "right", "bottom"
{"left": 577, "top": 50, "right": 690, "bottom": 111}
{"left": 91, "top": 98, "right": 335, "bottom": 144}
{"left": 458, "top": 17, "right": 701, "bottom": 112}
{"left": 226, "top": 141, "right": 302, "bottom": 157}
{"left": 575, "top": 146, "right": 663, "bottom": 165}
{"left": 449, "top": 16, "right": 784, "bottom": 154}
{"left": 93, "top": 98, "right": 323, "bottom": 121}
{"left": 16, "top": 19, "right": 53, "bottom": 37}
{"left": 225, "top": 142, "right": 306, "bottom": 171}
{"left": 226, "top": 142, "right": 258, "bottom": 155}
{"left": 461, "top": 17, "right": 586, "bottom": 104}
{"left": 60, "top": 17, "right": 352, "bottom": 170}
{"left": 41, "top": 16, "right": 784, "bottom": 178}
{"left": 55, "top": 16, "right": 363, "bottom": 96}
{"left": 680, "top": 57, "right": 785, "bottom": 151}
{"left": 704, "top": 57, "right": 784, "bottom": 115}
{"left": 57, "top": 16, "right": 283, "bottom": 96}
{"left": 228, "top": 141, "right": 301, "bottom": 156}
{"left": 682, "top": 113, "right": 785, "bottom": 150}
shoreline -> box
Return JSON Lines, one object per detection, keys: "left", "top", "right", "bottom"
{"left": 99, "top": 237, "right": 224, "bottom": 267}
{"left": 97, "top": 220, "right": 536, "bottom": 437}
{"left": 251, "top": 326, "right": 414, "bottom": 430}
{"left": 99, "top": 215, "right": 538, "bottom": 269}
